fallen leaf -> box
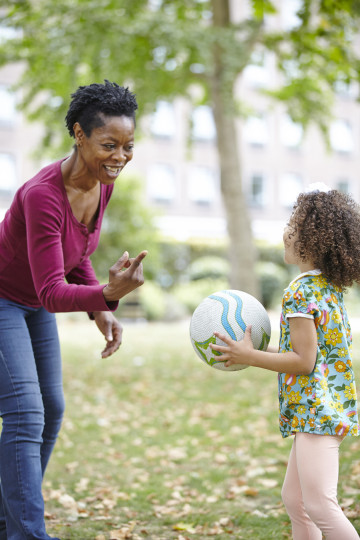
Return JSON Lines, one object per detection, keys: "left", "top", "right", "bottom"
{"left": 173, "top": 522, "right": 196, "bottom": 533}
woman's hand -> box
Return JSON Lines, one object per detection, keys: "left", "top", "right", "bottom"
{"left": 211, "top": 326, "right": 255, "bottom": 368}
{"left": 92, "top": 311, "right": 124, "bottom": 358}
{"left": 103, "top": 250, "right": 147, "bottom": 302}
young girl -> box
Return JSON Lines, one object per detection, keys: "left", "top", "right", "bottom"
{"left": 211, "top": 186, "right": 360, "bottom": 539}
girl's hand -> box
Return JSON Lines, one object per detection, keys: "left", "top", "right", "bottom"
{"left": 92, "top": 311, "right": 123, "bottom": 358}
{"left": 211, "top": 325, "right": 255, "bottom": 368}
{"left": 103, "top": 250, "right": 147, "bottom": 302}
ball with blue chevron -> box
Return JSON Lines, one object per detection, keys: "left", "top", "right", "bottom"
{"left": 189, "top": 290, "right": 271, "bottom": 371}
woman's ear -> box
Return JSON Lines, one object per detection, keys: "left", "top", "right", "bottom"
{"left": 73, "top": 122, "right": 84, "bottom": 147}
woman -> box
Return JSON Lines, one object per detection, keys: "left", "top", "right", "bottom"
{"left": 0, "top": 80, "right": 147, "bottom": 540}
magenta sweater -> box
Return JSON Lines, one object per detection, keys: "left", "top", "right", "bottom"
{"left": 0, "top": 159, "right": 118, "bottom": 313}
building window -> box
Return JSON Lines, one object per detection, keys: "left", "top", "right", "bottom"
{"left": 150, "top": 101, "right": 175, "bottom": 139}
{"left": 330, "top": 120, "right": 354, "bottom": 153}
{"left": 336, "top": 178, "right": 350, "bottom": 194}
{"left": 243, "top": 50, "right": 269, "bottom": 88}
{"left": 249, "top": 173, "right": 265, "bottom": 207}
{"left": 0, "top": 86, "right": 16, "bottom": 126}
{"left": 334, "top": 80, "right": 357, "bottom": 99}
{"left": 280, "top": 173, "right": 302, "bottom": 208}
{"left": 188, "top": 166, "right": 217, "bottom": 206}
{"left": 0, "top": 153, "right": 17, "bottom": 193}
{"left": 192, "top": 105, "right": 216, "bottom": 141}
{"left": 281, "top": 0, "right": 302, "bottom": 30}
{"left": 147, "top": 163, "right": 176, "bottom": 204}
{"left": 244, "top": 114, "right": 268, "bottom": 146}
{"left": 280, "top": 114, "right": 303, "bottom": 148}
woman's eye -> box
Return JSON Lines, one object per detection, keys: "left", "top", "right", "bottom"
{"left": 104, "top": 144, "right": 115, "bottom": 149}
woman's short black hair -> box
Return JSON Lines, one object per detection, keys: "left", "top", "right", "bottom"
{"left": 65, "top": 80, "right": 138, "bottom": 138}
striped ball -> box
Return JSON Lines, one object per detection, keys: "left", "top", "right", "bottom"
{"left": 190, "top": 290, "right": 271, "bottom": 371}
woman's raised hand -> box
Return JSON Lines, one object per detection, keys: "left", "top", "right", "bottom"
{"left": 102, "top": 250, "right": 148, "bottom": 302}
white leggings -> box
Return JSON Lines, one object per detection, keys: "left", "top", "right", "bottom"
{"left": 281, "top": 433, "right": 359, "bottom": 540}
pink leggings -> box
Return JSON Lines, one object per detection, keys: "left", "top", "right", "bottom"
{"left": 282, "top": 433, "right": 359, "bottom": 540}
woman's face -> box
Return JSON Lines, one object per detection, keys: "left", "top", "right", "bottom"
{"left": 74, "top": 115, "right": 135, "bottom": 184}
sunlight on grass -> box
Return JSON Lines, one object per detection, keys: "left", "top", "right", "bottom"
{"left": 42, "top": 314, "right": 360, "bottom": 539}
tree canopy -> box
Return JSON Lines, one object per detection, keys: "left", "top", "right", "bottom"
{"left": 1, "top": 0, "right": 360, "bottom": 292}
{"left": 2, "top": 0, "right": 359, "bottom": 152}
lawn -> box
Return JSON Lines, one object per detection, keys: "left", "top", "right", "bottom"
{"left": 43, "top": 313, "right": 360, "bottom": 540}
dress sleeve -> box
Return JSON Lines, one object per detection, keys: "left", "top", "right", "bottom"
{"left": 23, "top": 185, "right": 118, "bottom": 313}
{"left": 283, "top": 282, "right": 320, "bottom": 321}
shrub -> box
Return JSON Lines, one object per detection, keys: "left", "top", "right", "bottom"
{"left": 138, "top": 281, "right": 187, "bottom": 321}
{"left": 256, "top": 261, "right": 288, "bottom": 309}
{"left": 172, "top": 278, "right": 229, "bottom": 314}
{"left": 188, "top": 256, "right": 230, "bottom": 281}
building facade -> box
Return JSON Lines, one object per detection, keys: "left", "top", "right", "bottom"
{"left": 1, "top": 0, "right": 359, "bottom": 245}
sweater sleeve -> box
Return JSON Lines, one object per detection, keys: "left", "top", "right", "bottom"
{"left": 23, "top": 184, "right": 118, "bottom": 313}
{"left": 66, "top": 259, "right": 118, "bottom": 314}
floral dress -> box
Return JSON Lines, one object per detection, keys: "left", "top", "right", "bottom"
{"left": 278, "top": 270, "right": 359, "bottom": 439}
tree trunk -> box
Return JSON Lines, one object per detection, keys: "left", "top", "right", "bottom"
{"left": 210, "top": 0, "right": 259, "bottom": 297}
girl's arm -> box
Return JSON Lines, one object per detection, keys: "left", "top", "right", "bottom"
{"left": 211, "top": 316, "right": 318, "bottom": 375}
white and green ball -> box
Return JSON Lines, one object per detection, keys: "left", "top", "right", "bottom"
{"left": 190, "top": 289, "right": 271, "bottom": 372}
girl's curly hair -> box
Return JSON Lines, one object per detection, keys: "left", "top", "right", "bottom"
{"left": 65, "top": 80, "right": 138, "bottom": 138}
{"left": 290, "top": 189, "right": 360, "bottom": 289}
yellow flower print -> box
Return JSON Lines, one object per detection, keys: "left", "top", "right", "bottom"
{"left": 337, "top": 348, "right": 347, "bottom": 358}
{"left": 344, "top": 383, "right": 356, "bottom": 400}
{"left": 320, "top": 379, "right": 328, "bottom": 391}
{"left": 298, "top": 406, "right": 306, "bottom": 415}
{"left": 288, "top": 391, "right": 301, "bottom": 405}
{"left": 320, "top": 415, "right": 331, "bottom": 424}
{"left": 334, "top": 360, "right": 347, "bottom": 373}
{"left": 344, "top": 372, "right": 352, "bottom": 381}
{"left": 305, "top": 386, "right": 313, "bottom": 396}
{"left": 334, "top": 392, "right": 341, "bottom": 401}
{"left": 309, "top": 418, "right": 315, "bottom": 428}
{"left": 324, "top": 327, "right": 342, "bottom": 346}
{"left": 347, "top": 358, "right": 353, "bottom": 368}
{"left": 351, "top": 427, "right": 359, "bottom": 436}
{"left": 298, "top": 376, "right": 309, "bottom": 388}
{"left": 331, "top": 311, "right": 341, "bottom": 324}
{"left": 300, "top": 418, "right": 306, "bottom": 428}
{"left": 314, "top": 290, "right": 322, "bottom": 301}
{"left": 329, "top": 401, "right": 336, "bottom": 409}
{"left": 291, "top": 416, "right": 299, "bottom": 428}
{"left": 290, "top": 282, "right": 301, "bottom": 291}
{"left": 313, "top": 275, "right": 328, "bottom": 288}
{"left": 330, "top": 293, "right": 338, "bottom": 305}
{"left": 314, "top": 398, "right": 322, "bottom": 407}
{"left": 334, "top": 402, "right": 344, "bottom": 413}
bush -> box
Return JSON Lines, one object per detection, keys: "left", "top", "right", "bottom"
{"left": 172, "top": 278, "right": 229, "bottom": 314}
{"left": 256, "top": 261, "right": 288, "bottom": 309}
{"left": 188, "top": 256, "right": 230, "bottom": 281}
{"left": 138, "top": 281, "right": 187, "bottom": 321}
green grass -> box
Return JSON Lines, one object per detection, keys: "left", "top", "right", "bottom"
{"left": 43, "top": 315, "right": 360, "bottom": 539}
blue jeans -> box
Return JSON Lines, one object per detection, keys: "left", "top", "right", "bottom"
{"left": 0, "top": 299, "right": 65, "bottom": 540}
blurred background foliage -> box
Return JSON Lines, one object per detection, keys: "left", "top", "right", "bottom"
{"left": 89, "top": 173, "right": 290, "bottom": 319}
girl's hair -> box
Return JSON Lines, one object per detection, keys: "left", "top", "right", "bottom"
{"left": 65, "top": 80, "right": 138, "bottom": 138}
{"left": 290, "top": 189, "right": 360, "bottom": 288}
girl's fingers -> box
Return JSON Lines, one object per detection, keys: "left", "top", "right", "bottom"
{"left": 211, "top": 344, "right": 228, "bottom": 354}
{"left": 213, "top": 331, "right": 232, "bottom": 344}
